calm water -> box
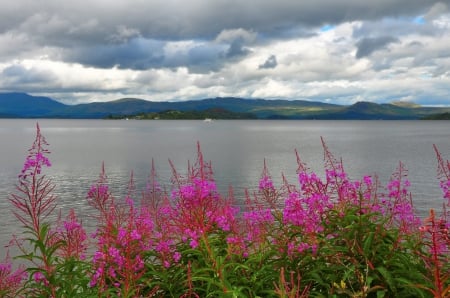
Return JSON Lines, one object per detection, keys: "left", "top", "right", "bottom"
{"left": 1, "top": 119, "right": 450, "bottom": 255}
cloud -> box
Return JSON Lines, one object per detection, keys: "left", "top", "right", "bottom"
{"left": 1, "top": 1, "right": 442, "bottom": 43}
{"left": 214, "top": 29, "right": 255, "bottom": 59}
{"left": 108, "top": 25, "right": 141, "bottom": 43}
{"left": 259, "top": 55, "right": 278, "bottom": 69}
{"left": 61, "top": 28, "right": 257, "bottom": 72}
{"left": 424, "top": 2, "right": 449, "bottom": 21}
{"left": 355, "top": 36, "right": 400, "bottom": 58}
{"left": 215, "top": 28, "right": 257, "bottom": 44}
{"left": 0, "top": 1, "right": 449, "bottom": 105}
{"left": 2, "top": 63, "right": 56, "bottom": 86}
{"left": 63, "top": 38, "right": 166, "bottom": 70}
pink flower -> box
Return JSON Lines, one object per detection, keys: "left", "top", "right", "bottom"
{"left": 56, "top": 209, "right": 88, "bottom": 260}
{"left": 108, "top": 267, "right": 117, "bottom": 279}
{"left": 33, "top": 271, "right": 49, "bottom": 286}
{"left": 259, "top": 175, "right": 274, "bottom": 191}
{"left": 131, "top": 229, "right": 142, "bottom": 240}
{"left": 173, "top": 251, "right": 182, "bottom": 263}
{"left": 20, "top": 152, "right": 52, "bottom": 179}
{"left": 190, "top": 238, "right": 199, "bottom": 249}
{"left": 0, "top": 258, "right": 27, "bottom": 295}
{"left": 108, "top": 247, "right": 124, "bottom": 267}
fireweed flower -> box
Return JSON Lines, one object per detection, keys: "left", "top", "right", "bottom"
{"left": 130, "top": 229, "right": 142, "bottom": 241}
{"left": 171, "top": 177, "right": 237, "bottom": 242}
{"left": 54, "top": 209, "right": 88, "bottom": 260}
{"left": 243, "top": 208, "right": 274, "bottom": 243}
{"left": 216, "top": 204, "right": 239, "bottom": 232}
{"left": 89, "top": 185, "right": 155, "bottom": 294}
{"left": 420, "top": 210, "right": 450, "bottom": 255}
{"left": 108, "top": 247, "right": 124, "bottom": 267}
{"left": 87, "top": 183, "right": 113, "bottom": 216}
{"left": 226, "top": 235, "right": 248, "bottom": 257}
{"left": 33, "top": 271, "right": 49, "bottom": 286}
{"left": 87, "top": 184, "right": 110, "bottom": 200}
{"left": 259, "top": 175, "right": 275, "bottom": 191}
{"left": 298, "top": 172, "right": 322, "bottom": 193}
{"left": 155, "top": 236, "right": 174, "bottom": 253}
{"left": 10, "top": 123, "right": 56, "bottom": 233}
{"left": 19, "top": 124, "right": 52, "bottom": 180}
{"left": 283, "top": 191, "right": 331, "bottom": 234}
{"left": 439, "top": 180, "right": 450, "bottom": 206}
{"left": 0, "top": 256, "right": 27, "bottom": 296}
{"left": 382, "top": 166, "right": 421, "bottom": 233}
{"left": 20, "top": 152, "right": 51, "bottom": 178}
{"left": 173, "top": 251, "right": 182, "bottom": 263}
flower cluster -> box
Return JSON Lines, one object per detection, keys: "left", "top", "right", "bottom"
{"left": 5, "top": 125, "right": 450, "bottom": 297}
{"left": 0, "top": 257, "right": 27, "bottom": 297}
{"left": 20, "top": 152, "right": 52, "bottom": 179}
{"left": 51, "top": 209, "right": 88, "bottom": 260}
{"left": 90, "top": 197, "right": 154, "bottom": 295}
{"left": 170, "top": 177, "right": 238, "bottom": 248}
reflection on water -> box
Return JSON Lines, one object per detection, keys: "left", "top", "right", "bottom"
{"left": 1, "top": 119, "right": 450, "bottom": 257}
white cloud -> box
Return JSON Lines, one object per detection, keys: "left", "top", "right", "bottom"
{"left": 251, "top": 79, "right": 296, "bottom": 98}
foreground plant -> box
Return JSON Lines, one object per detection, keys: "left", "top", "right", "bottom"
{"left": 416, "top": 145, "right": 450, "bottom": 297}
{"left": 9, "top": 123, "right": 92, "bottom": 297}
{"left": 88, "top": 177, "right": 155, "bottom": 297}
{"left": 5, "top": 123, "right": 450, "bottom": 297}
{"left": 0, "top": 254, "right": 26, "bottom": 297}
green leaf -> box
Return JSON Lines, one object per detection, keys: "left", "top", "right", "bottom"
{"left": 376, "top": 266, "right": 395, "bottom": 293}
{"left": 363, "top": 231, "right": 375, "bottom": 255}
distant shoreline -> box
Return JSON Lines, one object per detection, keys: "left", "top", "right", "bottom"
{"left": 2, "top": 92, "right": 450, "bottom": 120}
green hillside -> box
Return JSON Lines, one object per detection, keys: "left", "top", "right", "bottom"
{"left": 1, "top": 92, "right": 450, "bottom": 120}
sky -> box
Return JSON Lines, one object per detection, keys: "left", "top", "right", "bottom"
{"left": 0, "top": 1, "right": 449, "bottom": 106}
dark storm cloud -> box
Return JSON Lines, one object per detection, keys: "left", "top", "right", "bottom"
{"left": 64, "top": 38, "right": 166, "bottom": 70}
{"left": 0, "top": 0, "right": 445, "bottom": 72}
{"left": 1, "top": 1, "right": 444, "bottom": 42}
{"left": 183, "top": 43, "right": 227, "bottom": 73}
{"left": 355, "top": 36, "right": 400, "bottom": 58}
{"left": 226, "top": 39, "right": 251, "bottom": 58}
{"left": 259, "top": 55, "right": 278, "bottom": 69}
{"left": 63, "top": 36, "right": 245, "bottom": 73}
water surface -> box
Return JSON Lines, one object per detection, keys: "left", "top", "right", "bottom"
{"left": 1, "top": 119, "right": 450, "bottom": 255}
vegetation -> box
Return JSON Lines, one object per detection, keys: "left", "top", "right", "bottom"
{"left": 422, "top": 112, "right": 450, "bottom": 120}
{"left": 105, "top": 108, "right": 257, "bottom": 120}
{"left": 1, "top": 124, "right": 449, "bottom": 297}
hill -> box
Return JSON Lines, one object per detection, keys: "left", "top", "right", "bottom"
{"left": 0, "top": 92, "right": 67, "bottom": 117}
{"left": 108, "top": 107, "right": 258, "bottom": 120}
{"left": 1, "top": 92, "right": 450, "bottom": 120}
{"left": 422, "top": 112, "right": 450, "bottom": 120}
{"left": 321, "top": 101, "right": 417, "bottom": 120}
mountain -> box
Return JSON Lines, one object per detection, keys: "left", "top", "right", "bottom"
{"left": 54, "top": 98, "right": 159, "bottom": 118}
{"left": 1, "top": 92, "right": 450, "bottom": 119}
{"left": 0, "top": 92, "right": 67, "bottom": 117}
{"left": 321, "top": 101, "right": 417, "bottom": 120}
{"left": 59, "top": 97, "right": 344, "bottom": 119}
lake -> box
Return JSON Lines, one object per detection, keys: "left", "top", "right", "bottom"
{"left": 1, "top": 119, "right": 450, "bottom": 256}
